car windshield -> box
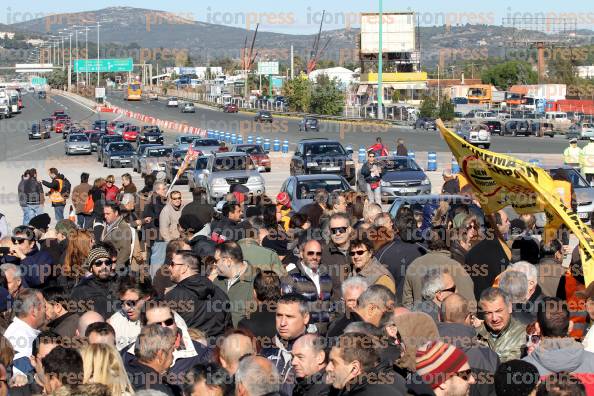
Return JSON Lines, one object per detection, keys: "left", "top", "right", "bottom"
{"left": 194, "top": 139, "right": 219, "bottom": 147}
{"left": 179, "top": 136, "right": 196, "bottom": 144}
{"left": 104, "top": 137, "right": 123, "bottom": 144}
{"left": 584, "top": 123, "right": 592, "bottom": 129}
{"left": 69, "top": 134, "right": 88, "bottom": 142}
{"left": 147, "top": 148, "right": 173, "bottom": 157}
{"left": 169, "top": 97, "right": 177, "bottom": 101}
{"left": 213, "top": 156, "right": 254, "bottom": 171}
{"left": 549, "top": 168, "right": 590, "bottom": 188}
{"left": 304, "top": 143, "right": 346, "bottom": 156}
{"left": 143, "top": 127, "right": 160, "bottom": 133}
{"left": 173, "top": 150, "right": 187, "bottom": 159}
{"left": 110, "top": 143, "right": 133, "bottom": 152}
{"left": 196, "top": 157, "right": 209, "bottom": 170}
{"left": 236, "top": 145, "right": 264, "bottom": 154}
{"left": 296, "top": 179, "right": 347, "bottom": 199}
{"left": 381, "top": 158, "right": 421, "bottom": 171}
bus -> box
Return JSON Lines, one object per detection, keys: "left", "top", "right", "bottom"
{"left": 126, "top": 83, "right": 142, "bottom": 101}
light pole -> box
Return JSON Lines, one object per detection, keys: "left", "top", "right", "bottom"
{"left": 97, "top": 22, "right": 101, "bottom": 88}
{"left": 84, "top": 27, "right": 89, "bottom": 87}
{"left": 74, "top": 26, "right": 80, "bottom": 91}
{"left": 377, "top": 0, "right": 384, "bottom": 120}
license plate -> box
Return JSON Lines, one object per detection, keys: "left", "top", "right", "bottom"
{"left": 322, "top": 167, "right": 340, "bottom": 171}
{"left": 399, "top": 187, "right": 417, "bottom": 193}
{"left": 579, "top": 212, "right": 589, "bottom": 219}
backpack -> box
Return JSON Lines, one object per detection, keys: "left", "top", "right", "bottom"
{"left": 83, "top": 194, "right": 94, "bottom": 214}
{"left": 60, "top": 177, "right": 72, "bottom": 198}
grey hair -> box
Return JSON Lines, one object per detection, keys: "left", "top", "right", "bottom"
{"left": 421, "top": 268, "right": 448, "bottom": 301}
{"left": 235, "top": 356, "right": 281, "bottom": 396}
{"left": 135, "top": 324, "right": 176, "bottom": 362}
{"left": 498, "top": 271, "right": 528, "bottom": 303}
{"left": 120, "top": 193, "right": 135, "bottom": 206}
{"left": 344, "top": 321, "right": 383, "bottom": 337}
{"left": 510, "top": 261, "right": 538, "bottom": 284}
{"left": 153, "top": 181, "right": 166, "bottom": 192}
{"left": 314, "top": 189, "right": 329, "bottom": 205}
{"left": 479, "top": 287, "right": 510, "bottom": 307}
{"left": 363, "top": 203, "right": 382, "bottom": 222}
{"left": 329, "top": 212, "right": 352, "bottom": 226}
{"left": 341, "top": 276, "right": 369, "bottom": 296}
{"left": 295, "top": 334, "right": 326, "bottom": 356}
{"left": 0, "top": 263, "right": 22, "bottom": 279}
{"left": 13, "top": 288, "right": 43, "bottom": 318}
{"left": 357, "top": 284, "right": 394, "bottom": 310}
{"left": 373, "top": 212, "right": 393, "bottom": 227}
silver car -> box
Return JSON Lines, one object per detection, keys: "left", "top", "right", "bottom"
{"left": 174, "top": 135, "right": 200, "bottom": 151}
{"left": 138, "top": 146, "right": 174, "bottom": 176}
{"left": 280, "top": 174, "right": 351, "bottom": 212}
{"left": 199, "top": 152, "right": 265, "bottom": 202}
{"left": 191, "top": 138, "right": 221, "bottom": 154}
{"left": 547, "top": 166, "right": 594, "bottom": 223}
{"left": 181, "top": 102, "right": 195, "bottom": 113}
{"left": 65, "top": 133, "right": 92, "bottom": 155}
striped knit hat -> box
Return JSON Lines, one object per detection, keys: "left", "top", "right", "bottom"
{"left": 415, "top": 341, "right": 468, "bottom": 389}
{"left": 85, "top": 247, "right": 111, "bottom": 268}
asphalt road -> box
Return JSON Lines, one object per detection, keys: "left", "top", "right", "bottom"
{"left": 106, "top": 90, "right": 573, "bottom": 154}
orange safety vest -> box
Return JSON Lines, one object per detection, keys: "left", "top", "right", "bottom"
{"left": 565, "top": 270, "right": 587, "bottom": 340}
{"left": 49, "top": 179, "right": 65, "bottom": 204}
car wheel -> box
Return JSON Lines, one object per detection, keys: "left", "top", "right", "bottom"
{"left": 103, "top": 159, "right": 107, "bottom": 167}
{"left": 266, "top": 167, "right": 271, "bottom": 173}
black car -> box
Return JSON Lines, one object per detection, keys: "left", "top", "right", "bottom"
{"left": 38, "top": 91, "right": 46, "bottom": 99}
{"left": 97, "top": 135, "right": 124, "bottom": 162}
{"left": 254, "top": 110, "right": 273, "bottom": 123}
{"left": 414, "top": 117, "right": 437, "bottom": 130}
{"left": 29, "top": 123, "right": 51, "bottom": 140}
{"left": 103, "top": 142, "right": 135, "bottom": 168}
{"left": 41, "top": 118, "right": 54, "bottom": 132}
{"left": 137, "top": 126, "right": 164, "bottom": 145}
{"left": 89, "top": 131, "right": 104, "bottom": 152}
{"left": 299, "top": 117, "right": 319, "bottom": 131}
{"left": 290, "top": 138, "right": 356, "bottom": 184}
{"left": 92, "top": 119, "right": 108, "bottom": 133}
{"left": 504, "top": 120, "right": 532, "bottom": 136}
{"left": 484, "top": 120, "right": 503, "bottom": 136}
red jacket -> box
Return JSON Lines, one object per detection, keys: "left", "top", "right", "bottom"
{"left": 368, "top": 143, "right": 389, "bottom": 157}
{"left": 103, "top": 185, "right": 120, "bottom": 203}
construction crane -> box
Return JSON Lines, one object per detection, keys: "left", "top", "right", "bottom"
{"left": 241, "top": 24, "right": 259, "bottom": 98}
{"left": 307, "top": 10, "right": 331, "bottom": 75}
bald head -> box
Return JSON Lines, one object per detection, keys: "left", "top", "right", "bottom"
{"left": 77, "top": 311, "right": 104, "bottom": 337}
{"left": 236, "top": 355, "right": 280, "bottom": 396}
{"left": 219, "top": 333, "right": 256, "bottom": 375}
{"left": 440, "top": 293, "right": 470, "bottom": 324}
{"left": 394, "top": 306, "right": 410, "bottom": 317}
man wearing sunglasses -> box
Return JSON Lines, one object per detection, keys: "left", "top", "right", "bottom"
{"left": 281, "top": 240, "right": 333, "bottom": 334}
{"left": 321, "top": 213, "right": 352, "bottom": 300}
{"left": 348, "top": 237, "right": 395, "bottom": 294}
{"left": 11, "top": 226, "right": 53, "bottom": 288}
{"left": 70, "top": 247, "right": 117, "bottom": 319}
{"left": 413, "top": 268, "right": 457, "bottom": 322}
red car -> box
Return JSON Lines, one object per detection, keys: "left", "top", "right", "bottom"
{"left": 122, "top": 126, "right": 140, "bottom": 142}
{"left": 107, "top": 121, "right": 118, "bottom": 135}
{"left": 51, "top": 110, "right": 66, "bottom": 120}
{"left": 233, "top": 144, "right": 271, "bottom": 172}
{"left": 223, "top": 104, "right": 238, "bottom": 113}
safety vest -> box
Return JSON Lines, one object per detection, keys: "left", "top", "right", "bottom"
{"left": 49, "top": 179, "right": 65, "bottom": 204}
{"left": 580, "top": 143, "right": 594, "bottom": 174}
{"left": 564, "top": 146, "right": 581, "bottom": 165}
{"left": 565, "top": 270, "right": 588, "bottom": 340}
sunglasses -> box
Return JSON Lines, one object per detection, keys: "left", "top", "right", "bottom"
{"left": 306, "top": 251, "right": 322, "bottom": 257}
{"left": 466, "top": 224, "right": 478, "bottom": 230}
{"left": 168, "top": 262, "right": 186, "bottom": 267}
{"left": 170, "top": 196, "right": 182, "bottom": 201}
{"left": 153, "top": 317, "right": 175, "bottom": 327}
{"left": 454, "top": 369, "right": 474, "bottom": 381}
{"left": 527, "top": 334, "right": 541, "bottom": 344}
{"left": 120, "top": 299, "right": 140, "bottom": 308}
{"left": 349, "top": 249, "right": 368, "bottom": 257}
{"left": 439, "top": 285, "right": 457, "bottom": 294}
{"left": 92, "top": 259, "right": 112, "bottom": 267}
{"left": 330, "top": 227, "right": 348, "bottom": 235}
{"left": 11, "top": 237, "right": 32, "bottom": 244}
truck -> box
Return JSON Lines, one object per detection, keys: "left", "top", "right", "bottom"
{"left": 467, "top": 85, "right": 493, "bottom": 105}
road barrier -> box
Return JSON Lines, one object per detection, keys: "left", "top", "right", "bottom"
{"left": 358, "top": 146, "right": 366, "bottom": 163}
{"left": 451, "top": 156, "right": 460, "bottom": 174}
{"left": 427, "top": 152, "right": 437, "bottom": 171}
{"left": 237, "top": 135, "right": 243, "bottom": 144}
{"left": 264, "top": 138, "right": 271, "bottom": 151}
{"left": 282, "top": 140, "right": 289, "bottom": 154}
{"left": 273, "top": 139, "right": 280, "bottom": 152}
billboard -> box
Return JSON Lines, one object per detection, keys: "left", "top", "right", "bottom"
{"left": 360, "top": 12, "right": 416, "bottom": 54}
{"left": 258, "top": 62, "right": 279, "bottom": 75}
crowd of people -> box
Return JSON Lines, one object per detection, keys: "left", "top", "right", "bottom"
{"left": 0, "top": 158, "right": 593, "bottom": 396}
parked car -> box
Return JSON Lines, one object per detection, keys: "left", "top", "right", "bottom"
{"left": 51, "top": 110, "right": 66, "bottom": 120}
{"left": 164, "top": 149, "right": 194, "bottom": 183}
{"left": 180, "top": 102, "right": 195, "bottom": 113}
{"left": 166, "top": 97, "right": 179, "bottom": 107}
{"left": 280, "top": 174, "right": 352, "bottom": 212}
{"left": 254, "top": 110, "right": 273, "bottom": 123}
{"left": 97, "top": 135, "right": 124, "bottom": 162}
{"left": 356, "top": 156, "right": 431, "bottom": 202}
{"left": 132, "top": 144, "right": 161, "bottom": 173}
{"left": 414, "top": 117, "right": 437, "bottom": 130}
{"left": 41, "top": 118, "right": 54, "bottom": 132}
{"left": 54, "top": 118, "right": 70, "bottom": 134}
{"left": 299, "top": 117, "right": 319, "bottom": 132}
{"left": 37, "top": 91, "right": 46, "bottom": 99}
{"left": 138, "top": 146, "right": 174, "bottom": 176}
{"left": 567, "top": 123, "right": 594, "bottom": 140}
{"left": 29, "top": 123, "right": 51, "bottom": 140}
{"left": 223, "top": 104, "right": 238, "bottom": 113}
{"left": 484, "top": 120, "right": 503, "bottom": 136}
{"left": 122, "top": 125, "right": 140, "bottom": 142}
{"left": 191, "top": 138, "right": 222, "bottom": 154}
{"left": 290, "top": 138, "right": 356, "bottom": 184}
{"left": 89, "top": 131, "right": 104, "bottom": 152}
{"left": 455, "top": 122, "right": 491, "bottom": 149}
{"left": 547, "top": 166, "right": 594, "bottom": 223}
{"left": 107, "top": 121, "right": 118, "bottom": 134}
{"left": 64, "top": 133, "right": 92, "bottom": 155}
{"left": 199, "top": 152, "right": 265, "bottom": 202}
{"left": 530, "top": 120, "right": 556, "bottom": 138}
{"left": 174, "top": 135, "right": 200, "bottom": 151}
{"left": 230, "top": 144, "right": 271, "bottom": 172}
{"left": 504, "top": 120, "right": 532, "bottom": 136}
{"left": 92, "top": 119, "right": 108, "bottom": 133}
{"left": 137, "top": 126, "right": 164, "bottom": 145}
{"left": 102, "top": 142, "right": 135, "bottom": 168}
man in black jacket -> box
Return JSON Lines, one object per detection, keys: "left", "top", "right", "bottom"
{"left": 181, "top": 187, "right": 214, "bottom": 226}
{"left": 143, "top": 181, "right": 168, "bottom": 266}
{"left": 238, "top": 270, "right": 280, "bottom": 340}
{"left": 163, "top": 250, "right": 231, "bottom": 338}
{"left": 70, "top": 247, "right": 118, "bottom": 319}
{"left": 42, "top": 286, "right": 80, "bottom": 338}
{"left": 291, "top": 334, "right": 331, "bottom": 396}
{"left": 19, "top": 169, "right": 45, "bottom": 226}
{"left": 210, "top": 202, "right": 250, "bottom": 242}
{"left": 321, "top": 212, "right": 352, "bottom": 300}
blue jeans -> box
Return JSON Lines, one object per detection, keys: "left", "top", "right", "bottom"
{"left": 149, "top": 241, "right": 167, "bottom": 280}
{"left": 53, "top": 205, "right": 65, "bottom": 222}
{"left": 77, "top": 214, "right": 92, "bottom": 229}
{"left": 22, "top": 205, "right": 44, "bottom": 225}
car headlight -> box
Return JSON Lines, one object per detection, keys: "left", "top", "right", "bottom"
{"left": 380, "top": 180, "right": 390, "bottom": 187}
{"left": 212, "top": 178, "right": 227, "bottom": 187}
{"left": 307, "top": 161, "right": 318, "bottom": 167}
{"left": 421, "top": 178, "right": 431, "bottom": 185}
{"left": 248, "top": 176, "right": 263, "bottom": 184}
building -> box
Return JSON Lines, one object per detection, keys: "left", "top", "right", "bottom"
{"left": 577, "top": 66, "right": 594, "bottom": 79}
{"left": 0, "top": 32, "right": 15, "bottom": 39}
{"left": 308, "top": 67, "right": 357, "bottom": 89}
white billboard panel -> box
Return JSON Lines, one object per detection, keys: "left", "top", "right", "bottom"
{"left": 360, "top": 13, "right": 415, "bottom": 54}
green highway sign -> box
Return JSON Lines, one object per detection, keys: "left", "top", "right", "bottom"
{"left": 74, "top": 58, "right": 133, "bottom": 73}
{"left": 31, "top": 77, "right": 47, "bottom": 85}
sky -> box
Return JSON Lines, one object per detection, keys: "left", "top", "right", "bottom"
{"left": 4, "top": 1, "right": 594, "bottom": 34}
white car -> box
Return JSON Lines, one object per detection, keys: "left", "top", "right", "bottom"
{"left": 166, "top": 97, "right": 179, "bottom": 107}
{"left": 147, "top": 92, "right": 158, "bottom": 100}
{"left": 456, "top": 122, "right": 491, "bottom": 149}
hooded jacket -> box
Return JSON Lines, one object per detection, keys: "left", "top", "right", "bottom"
{"left": 163, "top": 274, "right": 232, "bottom": 338}
{"left": 523, "top": 337, "right": 594, "bottom": 375}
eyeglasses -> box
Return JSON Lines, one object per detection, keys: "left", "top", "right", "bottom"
{"left": 466, "top": 224, "right": 478, "bottom": 230}
{"left": 330, "top": 227, "right": 348, "bottom": 235}
{"left": 106, "top": 181, "right": 113, "bottom": 184}
{"left": 171, "top": 196, "right": 182, "bottom": 201}
{"left": 168, "top": 262, "right": 186, "bottom": 267}
{"left": 92, "top": 259, "right": 112, "bottom": 267}
{"left": 306, "top": 251, "right": 322, "bottom": 257}
{"left": 454, "top": 369, "right": 474, "bottom": 381}
{"left": 349, "top": 249, "right": 368, "bottom": 257}
{"left": 120, "top": 299, "right": 140, "bottom": 308}
{"left": 11, "top": 237, "right": 32, "bottom": 244}
{"left": 153, "top": 317, "right": 175, "bottom": 327}
{"left": 527, "top": 334, "right": 541, "bottom": 344}
{"left": 439, "top": 285, "right": 457, "bottom": 294}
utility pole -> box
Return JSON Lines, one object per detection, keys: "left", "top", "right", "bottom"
{"left": 85, "top": 27, "right": 89, "bottom": 87}
{"left": 97, "top": 22, "right": 101, "bottom": 88}
{"left": 437, "top": 64, "right": 441, "bottom": 106}
{"left": 75, "top": 27, "right": 80, "bottom": 92}
{"left": 290, "top": 45, "right": 294, "bottom": 79}
{"left": 69, "top": 32, "right": 72, "bottom": 91}
{"left": 377, "top": 0, "right": 384, "bottom": 119}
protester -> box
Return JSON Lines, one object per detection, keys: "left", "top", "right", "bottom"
{"left": 120, "top": 173, "right": 137, "bottom": 194}
{"left": 72, "top": 172, "right": 92, "bottom": 229}
{"left": 85, "top": 321, "right": 116, "bottom": 346}
{"left": 80, "top": 343, "right": 134, "bottom": 395}
{"left": 42, "top": 168, "right": 69, "bottom": 222}
{"left": 100, "top": 202, "right": 132, "bottom": 273}
{"left": 348, "top": 237, "right": 395, "bottom": 293}
{"left": 182, "top": 363, "right": 234, "bottom": 396}
{"left": 238, "top": 270, "right": 280, "bottom": 340}
{"left": 41, "top": 346, "right": 83, "bottom": 394}
{"left": 11, "top": 225, "right": 53, "bottom": 287}
{"left": 321, "top": 213, "right": 352, "bottom": 299}
{"left": 292, "top": 334, "right": 331, "bottom": 396}
{"left": 361, "top": 151, "right": 384, "bottom": 204}
{"left": 217, "top": 330, "right": 257, "bottom": 375}
{"left": 235, "top": 355, "right": 281, "bottom": 396}
{"left": 493, "top": 359, "right": 539, "bottom": 396}
{"left": 42, "top": 286, "right": 80, "bottom": 338}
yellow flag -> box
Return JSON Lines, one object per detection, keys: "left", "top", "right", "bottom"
{"left": 436, "top": 119, "right": 594, "bottom": 285}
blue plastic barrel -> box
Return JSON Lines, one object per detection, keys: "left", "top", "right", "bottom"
{"left": 256, "top": 136, "right": 262, "bottom": 145}
{"left": 451, "top": 156, "right": 460, "bottom": 174}
{"left": 273, "top": 138, "right": 280, "bottom": 152}
{"left": 529, "top": 159, "right": 541, "bottom": 167}
{"left": 236, "top": 135, "right": 243, "bottom": 144}
{"left": 358, "top": 146, "right": 366, "bottom": 163}
{"left": 427, "top": 152, "right": 437, "bottom": 171}
{"left": 263, "top": 138, "right": 271, "bottom": 151}
{"left": 247, "top": 135, "right": 253, "bottom": 144}
{"left": 207, "top": 130, "right": 213, "bottom": 139}
{"left": 282, "top": 140, "right": 289, "bottom": 153}
{"left": 213, "top": 131, "right": 220, "bottom": 141}
{"left": 225, "top": 132, "right": 231, "bottom": 142}
{"left": 231, "top": 133, "right": 237, "bottom": 144}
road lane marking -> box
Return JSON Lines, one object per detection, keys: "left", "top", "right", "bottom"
{"left": 5, "top": 138, "right": 64, "bottom": 161}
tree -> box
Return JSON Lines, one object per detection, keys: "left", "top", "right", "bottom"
{"left": 419, "top": 96, "right": 437, "bottom": 118}
{"left": 481, "top": 60, "right": 537, "bottom": 88}
{"left": 282, "top": 74, "right": 312, "bottom": 112}
{"left": 438, "top": 99, "right": 455, "bottom": 121}
{"left": 47, "top": 69, "right": 67, "bottom": 89}
{"left": 310, "top": 74, "right": 345, "bottom": 116}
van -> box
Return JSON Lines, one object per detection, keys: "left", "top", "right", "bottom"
{"left": 545, "top": 111, "right": 571, "bottom": 132}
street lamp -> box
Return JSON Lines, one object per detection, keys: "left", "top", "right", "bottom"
{"left": 377, "top": 0, "right": 384, "bottom": 120}
{"left": 96, "top": 22, "right": 101, "bottom": 88}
